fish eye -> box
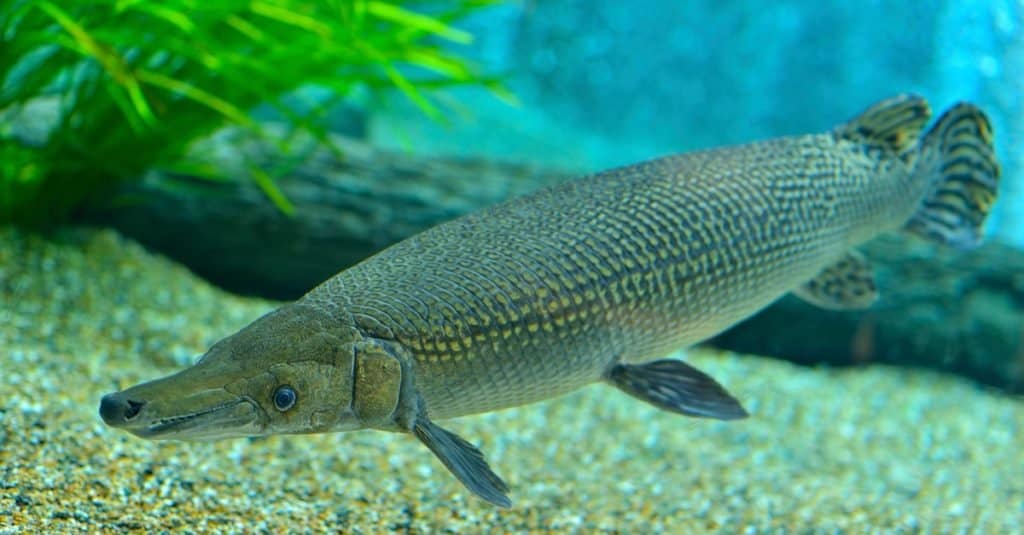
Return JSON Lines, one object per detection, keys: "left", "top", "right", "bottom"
{"left": 272, "top": 385, "right": 297, "bottom": 412}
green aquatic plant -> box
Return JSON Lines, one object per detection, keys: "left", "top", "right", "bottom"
{"left": 0, "top": 0, "right": 507, "bottom": 224}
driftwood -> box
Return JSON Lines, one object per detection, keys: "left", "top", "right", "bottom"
{"left": 712, "top": 236, "right": 1024, "bottom": 392}
{"left": 82, "top": 127, "right": 574, "bottom": 299}
{"left": 82, "top": 127, "right": 1024, "bottom": 392}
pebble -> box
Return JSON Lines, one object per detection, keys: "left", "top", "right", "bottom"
{"left": 0, "top": 227, "right": 1021, "bottom": 532}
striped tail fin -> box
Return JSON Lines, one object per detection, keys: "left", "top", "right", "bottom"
{"left": 904, "top": 102, "right": 1000, "bottom": 249}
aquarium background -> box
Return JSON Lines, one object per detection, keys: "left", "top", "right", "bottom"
{"left": 372, "top": 0, "right": 1023, "bottom": 246}
{"left": 2, "top": 1, "right": 1023, "bottom": 532}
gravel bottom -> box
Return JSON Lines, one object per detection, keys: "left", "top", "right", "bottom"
{"left": 1, "top": 227, "right": 1021, "bottom": 533}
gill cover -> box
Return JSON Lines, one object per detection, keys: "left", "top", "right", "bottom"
{"left": 352, "top": 338, "right": 407, "bottom": 428}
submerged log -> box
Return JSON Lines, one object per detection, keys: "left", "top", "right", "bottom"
{"left": 82, "top": 126, "right": 574, "bottom": 299}
{"left": 81, "top": 127, "right": 1024, "bottom": 392}
{"left": 712, "top": 236, "right": 1024, "bottom": 393}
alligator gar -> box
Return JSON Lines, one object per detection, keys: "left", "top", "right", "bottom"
{"left": 99, "top": 95, "right": 999, "bottom": 507}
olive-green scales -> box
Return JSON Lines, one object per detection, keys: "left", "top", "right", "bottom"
{"left": 100, "top": 95, "right": 999, "bottom": 507}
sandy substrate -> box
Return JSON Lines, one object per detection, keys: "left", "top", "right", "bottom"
{"left": 1, "top": 228, "right": 1021, "bottom": 533}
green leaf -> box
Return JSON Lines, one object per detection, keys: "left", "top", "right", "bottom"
{"left": 136, "top": 69, "right": 253, "bottom": 126}
{"left": 248, "top": 165, "right": 295, "bottom": 216}
{"left": 404, "top": 49, "right": 475, "bottom": 80}
{"left": 117, "top": 2, "right": 196, "bottom": 33}
{"left": 366, "top": 1, "right": 473, "bottom": 44}
{"left": 1, "top": 0, "right": 513, "bottom": 225}
{"left": 249, "top": 1, "right": 331, "bottom": 37}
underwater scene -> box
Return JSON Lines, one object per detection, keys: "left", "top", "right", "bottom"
{"left": 1, "top": 1, "right": 1022, "bottom": 532}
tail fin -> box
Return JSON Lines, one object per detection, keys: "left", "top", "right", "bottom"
{"left": 904, "top": 103, "right": 1000, "bottom": 249}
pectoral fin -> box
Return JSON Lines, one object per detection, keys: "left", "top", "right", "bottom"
{"left": 793, "top": 251, "right": 877, "bottom": 310}
{"left": 607, "top": 359, "right": 748, "bottom": 420}
{"left": 413, "top": 417, "right": 511, "bottom": 507}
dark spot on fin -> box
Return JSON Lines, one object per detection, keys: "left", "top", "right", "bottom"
{"left": 904, "top": 102, "right": 1000, "bottom": 249}
{"left": 834, "top": 94, "right": 931, "bottom": 155}
{"left": 606, "top": 359, "right": 748, "bottom": 420}
{"left": 793, "top": 250, "right": 877, "bottom": 310}
{"left": 413, "top": 417, "right": 511, "bottom": 507}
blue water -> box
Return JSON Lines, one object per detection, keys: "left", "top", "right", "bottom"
{"left": 373, "top": 0, "right": 1023, "bottom": 246}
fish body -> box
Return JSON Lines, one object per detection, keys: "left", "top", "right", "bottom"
{"left": 311, "top": 131, "right": 912, "bottom": 420}
{"left": 100, "top": 96, "right": 999, "bottom": 506}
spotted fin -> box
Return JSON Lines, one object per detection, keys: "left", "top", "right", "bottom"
{"left": 904, "top": 102, "right": 1000, "bottom": 249}
{"left": 793, "top": 251, "right": 877, "bottom": 310}
{"left": 834, "top": 94, "right": 932, "bottom": 155}
{"left": 607, "top": 359, "right": 748, "bottom": 420}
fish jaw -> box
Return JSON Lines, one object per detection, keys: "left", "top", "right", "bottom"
{"left": 99, "top": 366, "right": 267, "bottom": 441}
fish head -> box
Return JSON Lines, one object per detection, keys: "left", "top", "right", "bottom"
{"left": 99, "top": 303, "right": 366, "bottom": 441}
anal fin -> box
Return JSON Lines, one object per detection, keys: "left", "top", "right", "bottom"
{"left": 607, "top": 359, "right": 748, "bottom": 420}
{"left": 793, "top": 251, "right": 877, "bottom": 310}
{"left": 413, "top": 417, "right": 511, "bottom": 507}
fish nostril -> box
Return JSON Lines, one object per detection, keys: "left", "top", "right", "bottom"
{"left": 99, "top": 393, "right": 125, "bottom": 424}
{"left": 99, "top": 394, "right": 146, "bottom": 424}
{"left": 124, "top": 400, "right": 145, "bottom": 420}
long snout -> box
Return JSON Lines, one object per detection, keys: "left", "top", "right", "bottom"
{"left": 99, "top": 364, "right": 266, "bottom": 441}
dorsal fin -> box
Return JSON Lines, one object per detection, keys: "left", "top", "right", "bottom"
{"left": 834, "top": 94, "right": 932, "bottom": 155}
